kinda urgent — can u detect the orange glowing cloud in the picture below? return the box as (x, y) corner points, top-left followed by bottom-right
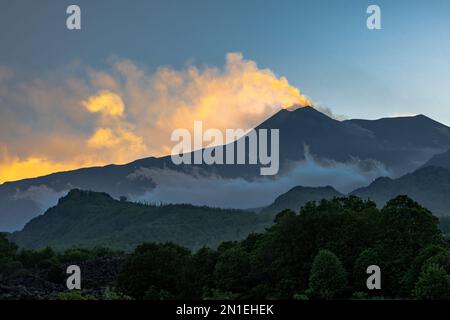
(0, 147), (98, 183)
(82, 90), (125, 117)
(0, 53), (314, 184)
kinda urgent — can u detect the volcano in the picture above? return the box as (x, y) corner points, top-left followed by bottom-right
(1, 106), (450, 231)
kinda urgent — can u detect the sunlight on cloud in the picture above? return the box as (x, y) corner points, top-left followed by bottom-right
(0, 147), (91, 183)
(82, 90), (125, 117)
(0, 53), (313, 183)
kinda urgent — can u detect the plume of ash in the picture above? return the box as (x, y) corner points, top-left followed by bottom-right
(127, 154), (390, 209)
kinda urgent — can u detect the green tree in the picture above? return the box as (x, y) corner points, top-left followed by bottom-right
(0, 233), (18, 257)
(353, 248), (382, 293)
(402, 245), (448, 296)
(0, 257), (22, 276)
(309, 249), (347, 299)
(0, 233), (21, 276)
(414, 264), (450, 300)
(117, 242), (192, 299)
(17, 247), (56, 268)
(192, 247), (218, 298)
(377, 195), (442, 296)
(214, 246), (250, 295)
(423, 250), (450, 274)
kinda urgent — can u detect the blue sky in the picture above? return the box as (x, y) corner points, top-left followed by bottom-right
(1, 0), (450, 183)
(1, 0), (449, 122)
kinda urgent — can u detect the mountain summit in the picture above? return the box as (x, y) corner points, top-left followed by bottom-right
(1, 107), (450, 231)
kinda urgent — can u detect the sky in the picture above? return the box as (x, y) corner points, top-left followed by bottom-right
(0, 0), (449, 183)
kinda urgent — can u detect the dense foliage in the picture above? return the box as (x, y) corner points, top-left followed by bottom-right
(1, 195), (450, 300)
(116, 195), (450, 300)
(10, 189), (271, 251)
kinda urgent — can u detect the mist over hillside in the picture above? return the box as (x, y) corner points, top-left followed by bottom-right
(2, 107), (450, 231)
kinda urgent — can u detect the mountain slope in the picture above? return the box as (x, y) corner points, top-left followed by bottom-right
(345, 114), (450, 170)
(346, 114), (450, 149)
(2, 107), (450, 231)
(352, 166), (450, 216)
(260, 185), (342, 216)
(422, 148), (450, 170)
(9, 189), (272, 251)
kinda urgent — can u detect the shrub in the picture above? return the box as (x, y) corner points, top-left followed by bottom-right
(57, 291), (97, 300)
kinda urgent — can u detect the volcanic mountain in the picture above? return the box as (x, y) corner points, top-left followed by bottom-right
(1, 106), (450, 231)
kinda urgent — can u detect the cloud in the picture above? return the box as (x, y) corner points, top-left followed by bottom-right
(389, 112), (419, 118)
(127, 151), (390, 209)
(82, 90), (125, 117)
(0, 53), (314, 183)
(0, 146), (86, 183)
(13, 185), (68, 212)
(0, 65), (14, 81)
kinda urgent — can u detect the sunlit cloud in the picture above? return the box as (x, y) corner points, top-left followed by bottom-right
(0, 53), (313, 184)
(83, 90), (125, 117)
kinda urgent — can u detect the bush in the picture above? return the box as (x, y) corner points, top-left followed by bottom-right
(0, 257), (23, 276)
(57, 291), (97, 300)
(17, 247), (55, 268)
(352, 291), (369, 300)
(58, 248), (94, 263)
(103, 287), (132, 300)
(293, 293), (310, 300)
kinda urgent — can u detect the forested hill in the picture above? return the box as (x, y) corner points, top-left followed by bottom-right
(261, 185), (342, 215)
(352, 166), (450, 216)
(10, 189), (272, 251)
(3, 195), (448, 300)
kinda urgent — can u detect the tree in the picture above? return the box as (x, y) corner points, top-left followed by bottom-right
(0, 233), (22, 276)
(377, 195), (442, 296)
(191, 247), (218, 298)
(353, 248), (382, 293)
(423, 250), (450, 274)
(214, 246), (250, 295)
(117, 242), (192, 299)
(0, 233), (17, 257)
(309, 250), (347, 299)
(414, 264), (450, 300)
(402, 245), (448, 296)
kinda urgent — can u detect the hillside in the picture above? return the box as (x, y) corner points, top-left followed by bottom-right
(3, 195), (447, 300)
(2, 107), (450, 231)
(260, 185), (342, 215)
(352, 166), (450, 216)
(422, 148), (450, 170)
(10, 189), (272, 251)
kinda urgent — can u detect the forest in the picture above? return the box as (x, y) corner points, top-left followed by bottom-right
(1, 195), (449, 300)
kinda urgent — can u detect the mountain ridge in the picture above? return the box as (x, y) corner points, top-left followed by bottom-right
(2, 106), (450, 231)
(351, 165), (450, 216)
(9, 189), (271, 251)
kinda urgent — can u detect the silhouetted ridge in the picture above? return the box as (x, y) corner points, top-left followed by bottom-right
(352, 166), (450, 216)
(2, 107), (450, 231)
(422, 148), (450, 170)
(261, 185), (342, 216)
(10, 190), (271, 251)
(58, 189), (114, 205)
